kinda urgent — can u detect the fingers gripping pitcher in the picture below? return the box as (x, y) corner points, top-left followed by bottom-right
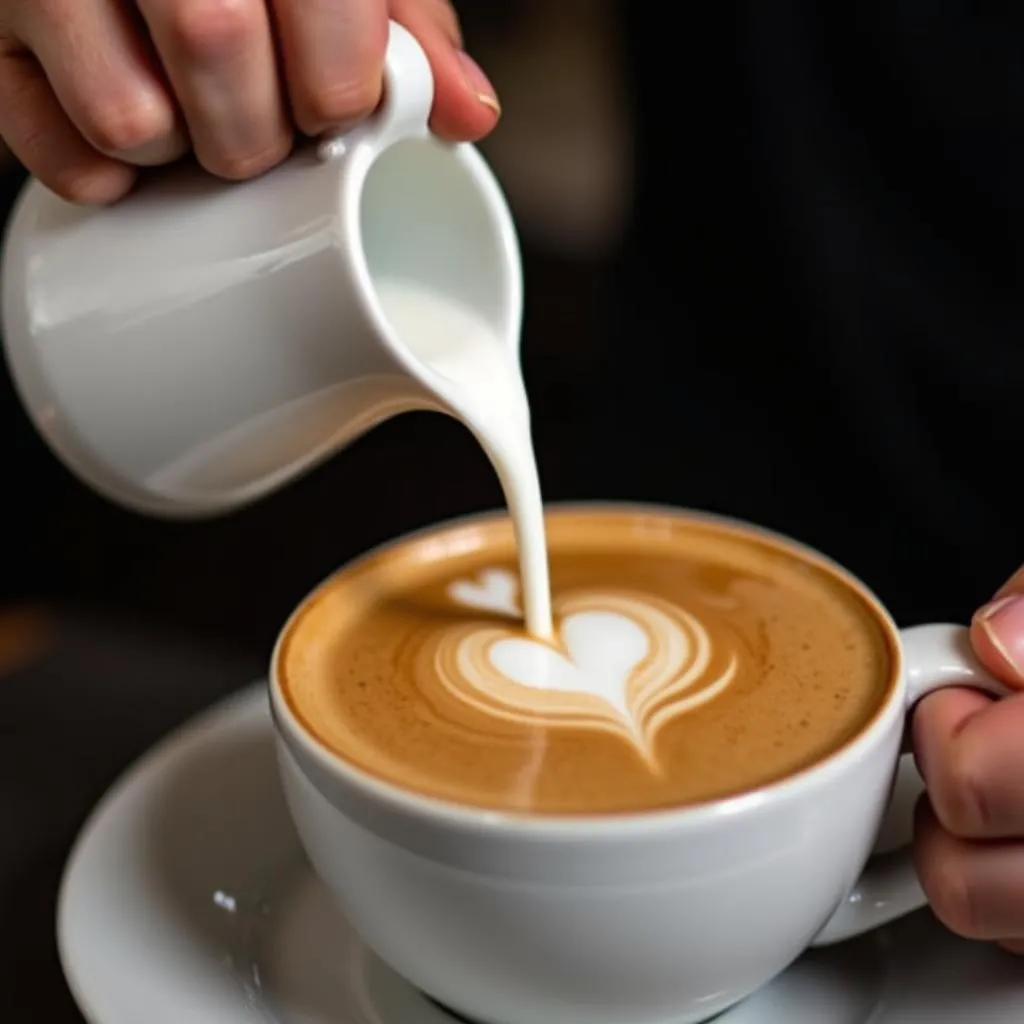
(0, 22), (523, 520)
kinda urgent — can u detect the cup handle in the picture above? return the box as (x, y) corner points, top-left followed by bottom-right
(810, 623), (1010, 947)
(318, 21), (434, 161)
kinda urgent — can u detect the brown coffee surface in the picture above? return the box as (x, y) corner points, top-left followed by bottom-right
(278, 508), (895, 814)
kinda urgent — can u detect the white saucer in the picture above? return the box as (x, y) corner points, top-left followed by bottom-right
(58, 683), (1024, 1024)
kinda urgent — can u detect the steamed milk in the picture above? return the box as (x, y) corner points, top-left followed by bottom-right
(374, 279), (553, 639)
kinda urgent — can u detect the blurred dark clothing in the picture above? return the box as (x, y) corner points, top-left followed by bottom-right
(2, 3), (1022, 644)
(601, 1), (1023, 625)
(1, 163), (39, 602)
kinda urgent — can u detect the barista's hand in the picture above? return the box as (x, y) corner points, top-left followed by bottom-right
(913, 566), (1024, 955)
(0, 0), (498, 203)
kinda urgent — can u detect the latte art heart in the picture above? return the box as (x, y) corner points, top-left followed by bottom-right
(443, 570), (738, 768)
(449, 569), (520, 617)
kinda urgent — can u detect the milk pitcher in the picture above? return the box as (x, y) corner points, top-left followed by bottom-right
(0, 22), (522, 517)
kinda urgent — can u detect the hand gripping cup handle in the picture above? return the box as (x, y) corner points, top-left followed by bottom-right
(811, 623), (1010, 946)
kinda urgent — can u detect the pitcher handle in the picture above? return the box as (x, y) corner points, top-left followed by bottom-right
(319, 20), (434, 160)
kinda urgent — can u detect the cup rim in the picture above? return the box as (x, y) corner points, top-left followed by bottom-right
(269, 502), (906, 839)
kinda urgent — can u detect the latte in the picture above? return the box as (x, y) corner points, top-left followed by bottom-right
(277, 508), (896, 815)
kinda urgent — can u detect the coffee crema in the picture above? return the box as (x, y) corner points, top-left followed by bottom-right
(277, 508), (896, 815)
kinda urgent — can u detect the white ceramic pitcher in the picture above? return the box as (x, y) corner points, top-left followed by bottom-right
(0, 22), (522, 517)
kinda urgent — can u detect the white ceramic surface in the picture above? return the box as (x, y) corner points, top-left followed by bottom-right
(58, 683), (1024, 1024)
(269, 507), (1009, 1024)
(1, 22), (521, 519)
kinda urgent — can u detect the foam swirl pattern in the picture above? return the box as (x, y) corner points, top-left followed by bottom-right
(437, 571), (737, 769)
(278, 509), (894, 814)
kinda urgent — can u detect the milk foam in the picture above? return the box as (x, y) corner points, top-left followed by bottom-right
(443, 568), (738, 768)
(374, 280), (553, 638)
(280, 509), (893, 813)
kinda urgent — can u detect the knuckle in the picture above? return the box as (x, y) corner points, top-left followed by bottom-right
(200, 137), (291, 181)
(80, 93), (175, 155)
(166, 0), (259, 61)
(933, 745), (993, 838)
(919, 851), (985, 939)
(297, 77), (381, 133)
(424, 0), (463, 46)
(393, 0), (462, 45)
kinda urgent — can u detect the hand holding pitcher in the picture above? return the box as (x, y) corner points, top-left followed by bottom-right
(0, 0), (500, 203)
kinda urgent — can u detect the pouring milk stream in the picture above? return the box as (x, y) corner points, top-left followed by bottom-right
(0, 21), (553, 639)
(374, 280), (552, 637)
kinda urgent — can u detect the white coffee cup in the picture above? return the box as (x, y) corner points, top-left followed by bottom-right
(268, 507), (1008, 1024)
(1, 22), (521, 519)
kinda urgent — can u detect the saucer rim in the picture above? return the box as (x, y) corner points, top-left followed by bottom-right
(53, 678), (1024, 1024)
(56, 681), (268, 1024)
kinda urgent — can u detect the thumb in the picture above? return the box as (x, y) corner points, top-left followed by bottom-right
(970, 568), (1024, 690)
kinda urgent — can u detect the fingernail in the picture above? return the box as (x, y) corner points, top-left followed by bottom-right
(458, 52), (501, 117)
(974, 594), (1024, 679)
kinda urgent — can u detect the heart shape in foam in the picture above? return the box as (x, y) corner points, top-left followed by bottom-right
(488, 611), (649, 726)
(448, 569), (520, 618)
(441, 568), (739, 769)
